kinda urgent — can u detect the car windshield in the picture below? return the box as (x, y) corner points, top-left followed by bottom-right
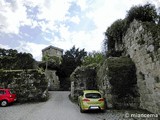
(0, 90), (5, 94)
(85, 93), (101, 99)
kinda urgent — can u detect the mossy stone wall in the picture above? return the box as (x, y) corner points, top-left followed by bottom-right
(97, 57), (139, 108)
(0, 69), (48, 102)
(70, 64), (98, 100)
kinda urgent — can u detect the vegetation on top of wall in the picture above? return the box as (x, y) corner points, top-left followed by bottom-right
(103, 3), (159, 54)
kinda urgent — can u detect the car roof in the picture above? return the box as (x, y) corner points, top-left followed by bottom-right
(83, 90), (100, 94)
(0, 88), (10, 90)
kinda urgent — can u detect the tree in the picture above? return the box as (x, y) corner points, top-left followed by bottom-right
(0, 48), (18, 57)
(0, 48), (35, 70)
(60, 46), (87, 77)
(16, 52), (35, 70)
(126, 3), (158, 24)
(82, 51), (105, 66)
(103, 19), (127, 53)
(57, 46), (87, 90)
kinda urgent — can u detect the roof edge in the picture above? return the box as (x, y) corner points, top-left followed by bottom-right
(42, 45), (63, 52)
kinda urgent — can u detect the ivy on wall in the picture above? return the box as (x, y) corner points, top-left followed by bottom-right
(102, 57), (140, 108)
(107, 57), (137, 98)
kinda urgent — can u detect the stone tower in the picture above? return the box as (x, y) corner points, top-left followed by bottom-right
(42, 45), (63, 91)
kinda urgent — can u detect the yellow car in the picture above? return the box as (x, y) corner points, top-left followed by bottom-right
(78, 90), (106, 113)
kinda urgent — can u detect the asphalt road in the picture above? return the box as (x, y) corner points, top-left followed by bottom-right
(0, 91), (158, 120)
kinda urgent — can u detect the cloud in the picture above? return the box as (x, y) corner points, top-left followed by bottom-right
(0, 0), (73, 35)
(50, 26), (103, 53)
(76, 0), (88, 11)
(0, 44), (10, 49)
(0, 0), (31, 34)
(16, 41), (47, 61)
(0, 0), (159, 61)
(70, 15), (80, 24)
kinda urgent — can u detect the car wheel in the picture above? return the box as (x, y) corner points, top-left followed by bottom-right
(77, 101), (79, 106)
(80, 106), (84, 113)
(101, 109), (106, 113)
(1, 100), (8, 107)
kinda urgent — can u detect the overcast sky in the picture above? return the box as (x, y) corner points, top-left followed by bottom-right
(0, 0), (159, 61)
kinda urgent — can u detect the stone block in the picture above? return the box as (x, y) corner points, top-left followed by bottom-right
(158, 48), (160, 54)
(147, 89), (153, 94)
(156, 61), (160, 67)
(147, 44), (154, 52)
(155, 103), (160, 110)
(154, 92), (160, 101)
(157, 111), (160, 116)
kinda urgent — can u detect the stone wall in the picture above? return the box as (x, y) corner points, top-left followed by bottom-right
(122, 20), (160, 114)
(45, 70), (60, 91)
(0, 69), (49, 102)
(70, 64), (97, 100)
